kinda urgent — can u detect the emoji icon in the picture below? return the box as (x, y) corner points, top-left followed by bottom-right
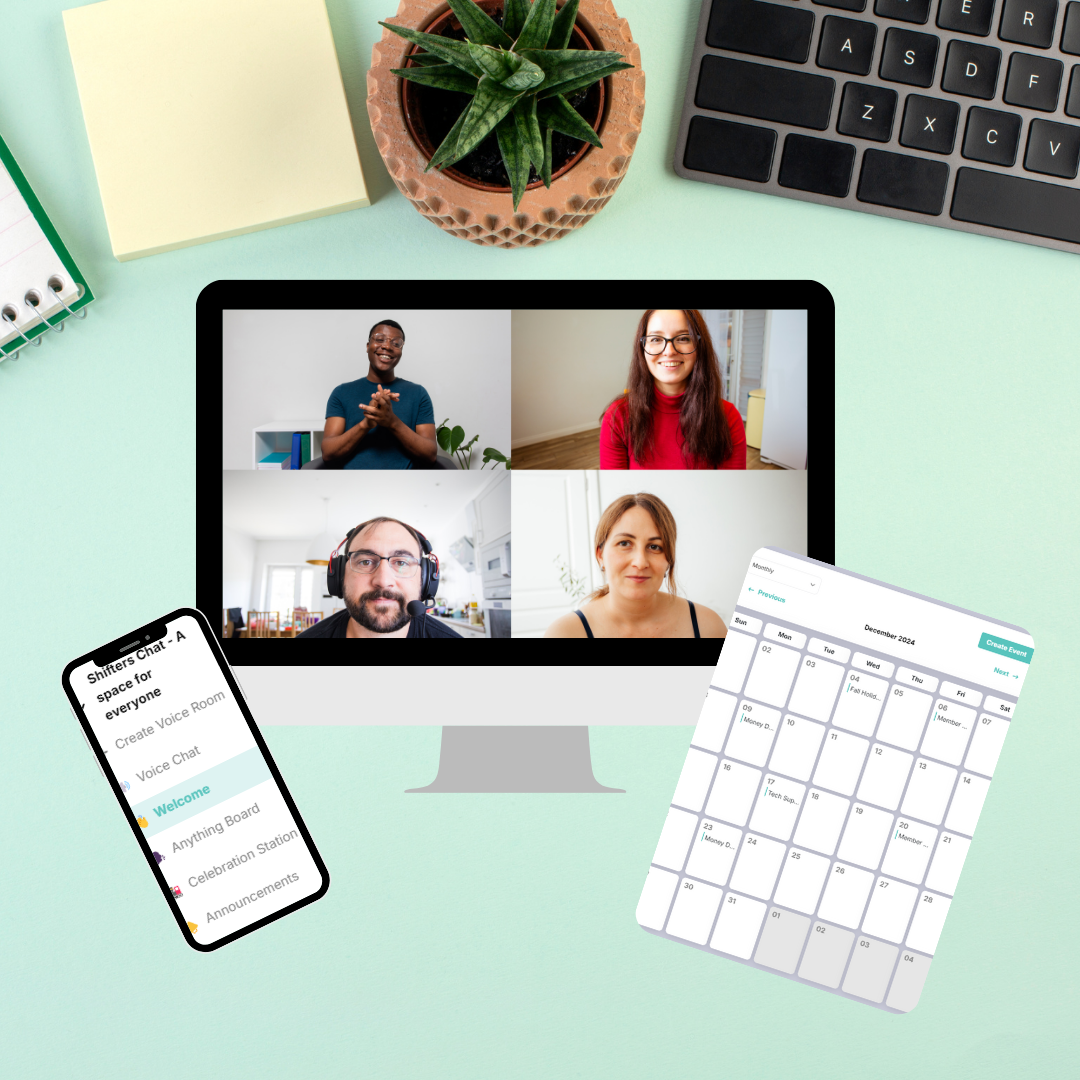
(137, 816), (148, 828)
(153, 851), (164, 863)
(172, 885), (183, 898)
(187, 921), (198, 934)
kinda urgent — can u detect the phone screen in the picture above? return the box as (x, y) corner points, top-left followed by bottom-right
(63, 608), (328, 949)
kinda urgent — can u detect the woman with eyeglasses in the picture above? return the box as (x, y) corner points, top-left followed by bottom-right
(599, 309), (746, 470)
(544, 493), (727, 639)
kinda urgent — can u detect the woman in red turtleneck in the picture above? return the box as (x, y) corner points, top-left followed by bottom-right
(599, 309), (746, 470)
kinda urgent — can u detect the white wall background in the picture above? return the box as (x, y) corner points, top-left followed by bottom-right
(511, 470), (807, 636)
(511, 309), (642, 447)
(222, 309), (511, 469)
(222, 527), (255, 611)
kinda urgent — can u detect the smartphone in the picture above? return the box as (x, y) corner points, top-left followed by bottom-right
(62, 607), (329, 950)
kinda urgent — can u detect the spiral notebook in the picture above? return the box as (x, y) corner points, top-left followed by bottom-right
(0, 133), (93, 363)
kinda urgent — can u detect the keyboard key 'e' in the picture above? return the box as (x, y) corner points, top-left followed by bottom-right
(778, 134), (857, 197)
(817, 15), (878, 75)
(837, 81), (899, 140)
(696, 56), (836, 130)
(706, 0), (816, 63)
(879, 27), (940, 86)
(937, 0), (996, 34)
(962, 107), (1023, 165)
(950, 166), (1080, 242)
(710, 892), (767, 958)
(857, 149), (950, 214)
(1024, 118), (1080, 177)
(998, 0), (1060, 47)
(941, 39), (1002, 97)
(684, 116), (777, 183)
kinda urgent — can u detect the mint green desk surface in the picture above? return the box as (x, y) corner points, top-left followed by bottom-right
(0, 1), (1076, 1076)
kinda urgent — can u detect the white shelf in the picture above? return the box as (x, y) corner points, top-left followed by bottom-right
(253, 420), (324, 469)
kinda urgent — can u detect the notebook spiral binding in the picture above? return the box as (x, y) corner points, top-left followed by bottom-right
(0, 279), (90, 362)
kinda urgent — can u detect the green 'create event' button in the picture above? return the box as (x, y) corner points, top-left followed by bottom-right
(978, 633), (1034, 664)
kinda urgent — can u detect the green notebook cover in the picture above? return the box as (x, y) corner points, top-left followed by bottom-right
(301, 432), (311, 466)
(0, 131), (94, 360)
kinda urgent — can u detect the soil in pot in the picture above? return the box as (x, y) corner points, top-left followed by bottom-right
(406, 7), (603, 191)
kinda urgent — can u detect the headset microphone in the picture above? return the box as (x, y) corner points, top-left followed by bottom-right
(406, 601), (428, 618)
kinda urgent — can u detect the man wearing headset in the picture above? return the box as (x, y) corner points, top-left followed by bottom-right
(297, 517), (461, 638)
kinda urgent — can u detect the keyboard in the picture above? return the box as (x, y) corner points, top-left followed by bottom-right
(674, 0), (1080, 252)
(637, 549), (1034, 1012)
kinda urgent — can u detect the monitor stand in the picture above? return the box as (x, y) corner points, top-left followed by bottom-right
(407, 726), (623, 793)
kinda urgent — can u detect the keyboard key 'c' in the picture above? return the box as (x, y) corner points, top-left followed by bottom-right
(857, 149), (950, 214)
(951, 167), (1080, 243)
(706, 0), (817, 63)
(696, 55), (836, 130)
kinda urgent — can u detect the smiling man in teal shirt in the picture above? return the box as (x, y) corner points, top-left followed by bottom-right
(321, 319), (437, 469)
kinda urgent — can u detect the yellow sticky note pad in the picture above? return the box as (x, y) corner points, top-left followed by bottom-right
(64, 0), (369, 260)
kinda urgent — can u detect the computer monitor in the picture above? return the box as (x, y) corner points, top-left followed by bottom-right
(198, 282), (833, 790)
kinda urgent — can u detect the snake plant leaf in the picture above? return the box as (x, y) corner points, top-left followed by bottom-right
(467, 42), (516, 80)
(425, 107), (471, 170)
(407, 51), (450, 67)
(548, 0), (580, 49)
(445, 0), (513, 48)
(501, 55), (545, 91)
(513, 97), (545, 173)
(541, 125), (554, 187)
(379, 22), (484, 78)
(502, 0), (530, 38)
(514, 0), (557, 50)
(392, 64), (479, 94)
(455, 76), (523, 159)
(521, 48), (628, 93)
(537, 94), (602, 146)
(496, 112), (532, 210)
(539, 59), (633, 100)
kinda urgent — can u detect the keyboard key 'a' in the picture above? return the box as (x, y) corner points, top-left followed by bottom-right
(857, 149), (950, 214)
(817, 15), (878, 74)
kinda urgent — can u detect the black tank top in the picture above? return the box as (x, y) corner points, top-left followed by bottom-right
(573, 601), (701, 638)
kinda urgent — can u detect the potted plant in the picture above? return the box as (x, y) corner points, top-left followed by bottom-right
(368, 0), (645, 247)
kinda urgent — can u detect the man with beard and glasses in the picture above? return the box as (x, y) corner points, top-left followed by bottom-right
(321, 319), (438, 469)
(296, 517), (461, 638)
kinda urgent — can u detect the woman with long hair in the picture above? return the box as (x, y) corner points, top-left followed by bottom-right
(544, 493), (726, 638)
(600, 309), (746, 469)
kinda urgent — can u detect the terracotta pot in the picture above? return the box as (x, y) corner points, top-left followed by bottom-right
(368, 0), (645, 248)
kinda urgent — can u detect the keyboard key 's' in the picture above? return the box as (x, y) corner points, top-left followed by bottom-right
(861, 876), (919, 943)
(799, 922), (856, 987)
(837, 81), (899, 140)
(874, 0), (932, 23)
(684, 116), (777, 182)
(879, 27), (940, 86)
(962, 106), (1023, 164)
(817, 15), (878, 74)
(1067, 65), (1080, 115)
(710, 891), (767, 957)
(886, 951), (933, 1012)
(1064, 2), (1080, 53)
(951, 166), (1080, 242)
(754, 907), (812, 973)
(857, 149), (950, 214)
(696, 55), (836, 130)
(1024, 117), (1080, 176)
(842, 936), (900, 1002)
(899, 92), (960, 152)
(778, 134), (857, 196)
(706, 0), (816, 63)
(941, 39), (1002, 97)
(998, 0), (1059, 47)
(1003, 51), (1064, 109)
(937, 0), (996, 35)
